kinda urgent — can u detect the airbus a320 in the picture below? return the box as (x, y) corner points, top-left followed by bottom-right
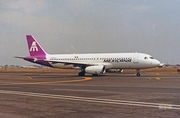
(16, 35), (161, 76)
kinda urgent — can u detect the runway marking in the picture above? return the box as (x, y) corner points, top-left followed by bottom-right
(155, 73), (161, 80)
(54, 88), (105, 92)
(159, 102), (173, 110)
(148, 77), (161, 80)
(0, 77), (92, 86)
(27, 76), (32, 80)
(156, 77), (161, 80)
(156, 73), (160, 75)
(147, 72), (162, 80)
(15, 76), (33, 80)
(0, 90), (179, 110)
(0, 75), (32, 80)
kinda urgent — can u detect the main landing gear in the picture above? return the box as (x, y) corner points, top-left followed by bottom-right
(78, 67), (86, 76)
(78, 71), (85, 76)
(136, 69), (141, 76)
(78, 69), (99, 76)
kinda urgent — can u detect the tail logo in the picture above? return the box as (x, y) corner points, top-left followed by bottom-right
(30, 41), (38, 52)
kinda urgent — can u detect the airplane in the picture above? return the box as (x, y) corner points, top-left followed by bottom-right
(15, 35), (161, 76)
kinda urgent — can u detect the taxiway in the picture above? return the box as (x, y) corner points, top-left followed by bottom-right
(0, 72), (179, 118)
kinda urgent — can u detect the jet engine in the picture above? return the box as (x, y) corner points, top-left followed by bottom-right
(85, 66), (106, 74)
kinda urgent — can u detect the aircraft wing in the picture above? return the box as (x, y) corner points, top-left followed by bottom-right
(47, 60), (95, 66)
(15, 56), (92, 66)
(47, 60), (112, 69)
(15, 57), (110, 67)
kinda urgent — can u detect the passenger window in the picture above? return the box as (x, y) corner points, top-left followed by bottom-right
(144, 57), (147, 59)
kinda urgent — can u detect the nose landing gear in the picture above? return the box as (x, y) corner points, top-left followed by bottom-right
(136, 69), (141, 76)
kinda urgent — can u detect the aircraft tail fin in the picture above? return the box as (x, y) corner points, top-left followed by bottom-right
(26, 35), (47, 56)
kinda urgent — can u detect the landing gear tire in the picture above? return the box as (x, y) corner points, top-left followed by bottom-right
(78, 72), (85, 76)
(136, 73), (141, 76)
(136, 69), (141, 76)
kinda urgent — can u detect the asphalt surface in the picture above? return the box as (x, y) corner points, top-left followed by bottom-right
(0, 72), (180, 118)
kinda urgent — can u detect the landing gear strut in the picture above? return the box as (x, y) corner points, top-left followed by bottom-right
(78, 71), (85, 76)
(136, 69), (141, 76)
(78, 67), (86, 76)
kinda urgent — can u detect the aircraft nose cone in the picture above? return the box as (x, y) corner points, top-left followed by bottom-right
(153, 60), (161, 66)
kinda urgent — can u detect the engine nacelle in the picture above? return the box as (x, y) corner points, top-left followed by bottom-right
(85, 66), (106, 74)
(106, 69), (123, 73)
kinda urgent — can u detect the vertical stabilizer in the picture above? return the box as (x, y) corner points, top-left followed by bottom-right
(26, 35), (46, 56)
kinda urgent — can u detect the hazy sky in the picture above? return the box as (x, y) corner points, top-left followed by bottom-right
(0, 0), (180, 65)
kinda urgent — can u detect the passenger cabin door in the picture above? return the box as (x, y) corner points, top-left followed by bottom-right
(133, 54), (139, 63)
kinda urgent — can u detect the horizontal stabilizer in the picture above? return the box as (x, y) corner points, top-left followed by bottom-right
(15, 56), (44, 62)
(48, 60), (92, 66)
(14, 56), (25, 59)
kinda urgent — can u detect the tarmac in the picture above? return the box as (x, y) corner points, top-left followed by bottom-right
(0, 70), (180, 118)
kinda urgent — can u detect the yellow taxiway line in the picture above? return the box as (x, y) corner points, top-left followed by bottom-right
(0, 75), (32, 80)
(0, 77), (92, 86)
(147, 73), (161, 80)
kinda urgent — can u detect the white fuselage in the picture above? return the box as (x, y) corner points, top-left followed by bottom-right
(46, 53), (160, 69)
(18, 35), (161, 76)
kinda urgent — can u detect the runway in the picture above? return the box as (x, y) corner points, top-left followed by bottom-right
(0, 72), (180, 118)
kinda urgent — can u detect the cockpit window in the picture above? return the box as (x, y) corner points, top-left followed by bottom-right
(149, 57), (154, 59)
(144, 56), (154, 59)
